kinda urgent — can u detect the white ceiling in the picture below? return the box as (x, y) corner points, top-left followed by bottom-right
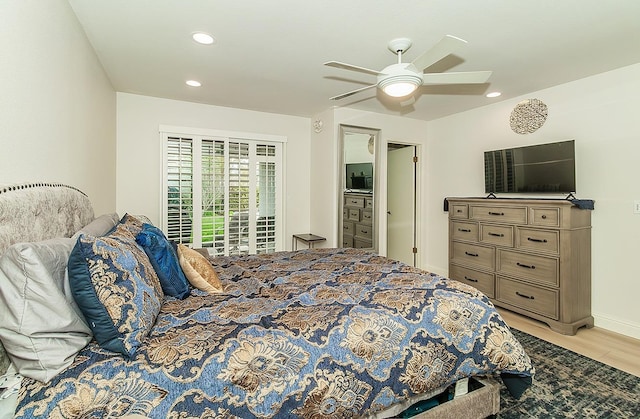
(68, 0), (640, 121)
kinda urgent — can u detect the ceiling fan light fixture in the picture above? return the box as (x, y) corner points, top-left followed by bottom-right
(379, 74), (422, 98)
(383, 81), (418, 97)
(326, 35), (491, 102)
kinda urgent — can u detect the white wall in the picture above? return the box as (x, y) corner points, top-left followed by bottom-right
(0, 0), (116, 215)
(426, 63), (640, 339)
(309, 108), (337, 246)
(344, 133), (374, 164)
(116, 93), (311, 248)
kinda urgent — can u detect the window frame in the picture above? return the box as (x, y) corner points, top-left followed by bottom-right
(160, 125), (286, 255)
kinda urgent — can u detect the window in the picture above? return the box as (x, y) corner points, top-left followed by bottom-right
(161, 127), (285, 256)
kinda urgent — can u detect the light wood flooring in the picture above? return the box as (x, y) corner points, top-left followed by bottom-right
(498, 308), (640, 378)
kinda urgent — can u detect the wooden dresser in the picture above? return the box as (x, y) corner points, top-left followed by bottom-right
(447, 198), (593, 335)
(343, 191), (374, 248)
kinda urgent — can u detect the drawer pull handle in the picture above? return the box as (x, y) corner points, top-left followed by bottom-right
(456, 209), (463, 213)
(516, 262), (536, 269)
(458, 228), (471, 232)
(488, 232), (504, 237)
(541, 215), (547, 219)
(527, 237), (548, 243)
(464, 251), (479, 257)
(464, 276), (478, 283)
(516, 291), (535, 300)
(488, 211), (504, 216)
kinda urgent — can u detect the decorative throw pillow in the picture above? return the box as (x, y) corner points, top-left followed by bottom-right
(68, 233), (163, 357)
(117, 213), (153, 237)
(0, 238), (92, 382)
(136, 223), (190, 299)
(176, 244), (224, 293)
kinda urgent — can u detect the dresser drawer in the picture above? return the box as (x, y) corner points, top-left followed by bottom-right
(497, 249), (558, 287)
(450, 203), (469, 219)
(348, 208), (360, 222)
(497, 276), (558, 319)
(365, 197), (373, 209)
(451, 242), (495, 271)
(345, 196), (365, 208)
(343, 221), (354, 235)
(449, 264), (495, 298)
(342, 235), (353, 248)
(480, 224), (514, 247)
(516, 228), (559, 254)
(343, 208), (349, 219)
(361, 209), (373, 224)
(355, 224), (372, 239)
(529, 207), (560, 227)
(354, 237), (372, 249)
(470, 205), (527, 224)
(451, 221), (478, 242)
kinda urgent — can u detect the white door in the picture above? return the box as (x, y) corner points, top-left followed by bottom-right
(387, 145), (416, 265)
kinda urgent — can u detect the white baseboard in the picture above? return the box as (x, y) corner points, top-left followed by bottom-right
(593, 312), (640, 340)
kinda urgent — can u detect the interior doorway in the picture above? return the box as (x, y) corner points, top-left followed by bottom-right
(386, 143), (417, 266)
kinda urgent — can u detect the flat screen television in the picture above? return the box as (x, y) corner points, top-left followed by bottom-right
(345, 162), (373, 191)
(484, 140), (576, 194)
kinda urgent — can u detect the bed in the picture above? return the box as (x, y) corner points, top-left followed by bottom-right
(0, 183), (533, 418)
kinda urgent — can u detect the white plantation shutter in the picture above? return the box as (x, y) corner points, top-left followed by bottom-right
(166, 137), (193, 243)
(256, 144), (278, 253)
(161, 128), (285, 255)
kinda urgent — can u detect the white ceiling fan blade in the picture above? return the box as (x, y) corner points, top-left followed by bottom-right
(422, 71), (492, 85)
(411, 35), (468, 72)
(329, 84), (377, 100)
(324, 61), (382, 76)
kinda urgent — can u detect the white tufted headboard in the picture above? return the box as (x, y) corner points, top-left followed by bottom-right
(0, 183), (94, 375)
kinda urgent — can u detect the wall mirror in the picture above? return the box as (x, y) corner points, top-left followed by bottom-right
(339, 125), (379, 251)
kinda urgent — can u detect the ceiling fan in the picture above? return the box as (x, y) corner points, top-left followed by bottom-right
(324, 35), (492, 102)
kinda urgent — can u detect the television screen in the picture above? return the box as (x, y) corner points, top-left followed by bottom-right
(346, 163), (373, 191)
(484, 140), (575, 194)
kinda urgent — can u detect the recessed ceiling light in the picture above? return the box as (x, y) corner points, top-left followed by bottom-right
(192, 32), (215, 45)
(186, 80), (202, 87)
(486, 91), (502, 98)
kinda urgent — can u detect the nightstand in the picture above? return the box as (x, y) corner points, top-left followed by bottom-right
(292, 234), (326, 250)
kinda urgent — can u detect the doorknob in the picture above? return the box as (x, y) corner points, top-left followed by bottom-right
(387, 211), (392, 215)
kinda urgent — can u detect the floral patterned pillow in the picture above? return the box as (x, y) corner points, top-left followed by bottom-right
(118, 213), (153, 236)
(68, 231), (164, 357)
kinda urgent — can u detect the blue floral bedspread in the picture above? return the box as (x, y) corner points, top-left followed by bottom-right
(15, 248), (533, 418)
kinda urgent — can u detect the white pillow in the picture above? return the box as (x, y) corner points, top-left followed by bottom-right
(73, 212), (120, 238)
(0, 238), (92, 382)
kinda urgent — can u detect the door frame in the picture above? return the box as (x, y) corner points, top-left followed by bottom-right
(381, 140), (422, 267)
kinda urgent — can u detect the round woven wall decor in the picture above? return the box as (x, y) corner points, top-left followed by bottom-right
(510, 99), (548, 134)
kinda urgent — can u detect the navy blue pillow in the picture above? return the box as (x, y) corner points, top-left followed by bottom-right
(135, 223), (190, 299)
(68, 231), (163, 357)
